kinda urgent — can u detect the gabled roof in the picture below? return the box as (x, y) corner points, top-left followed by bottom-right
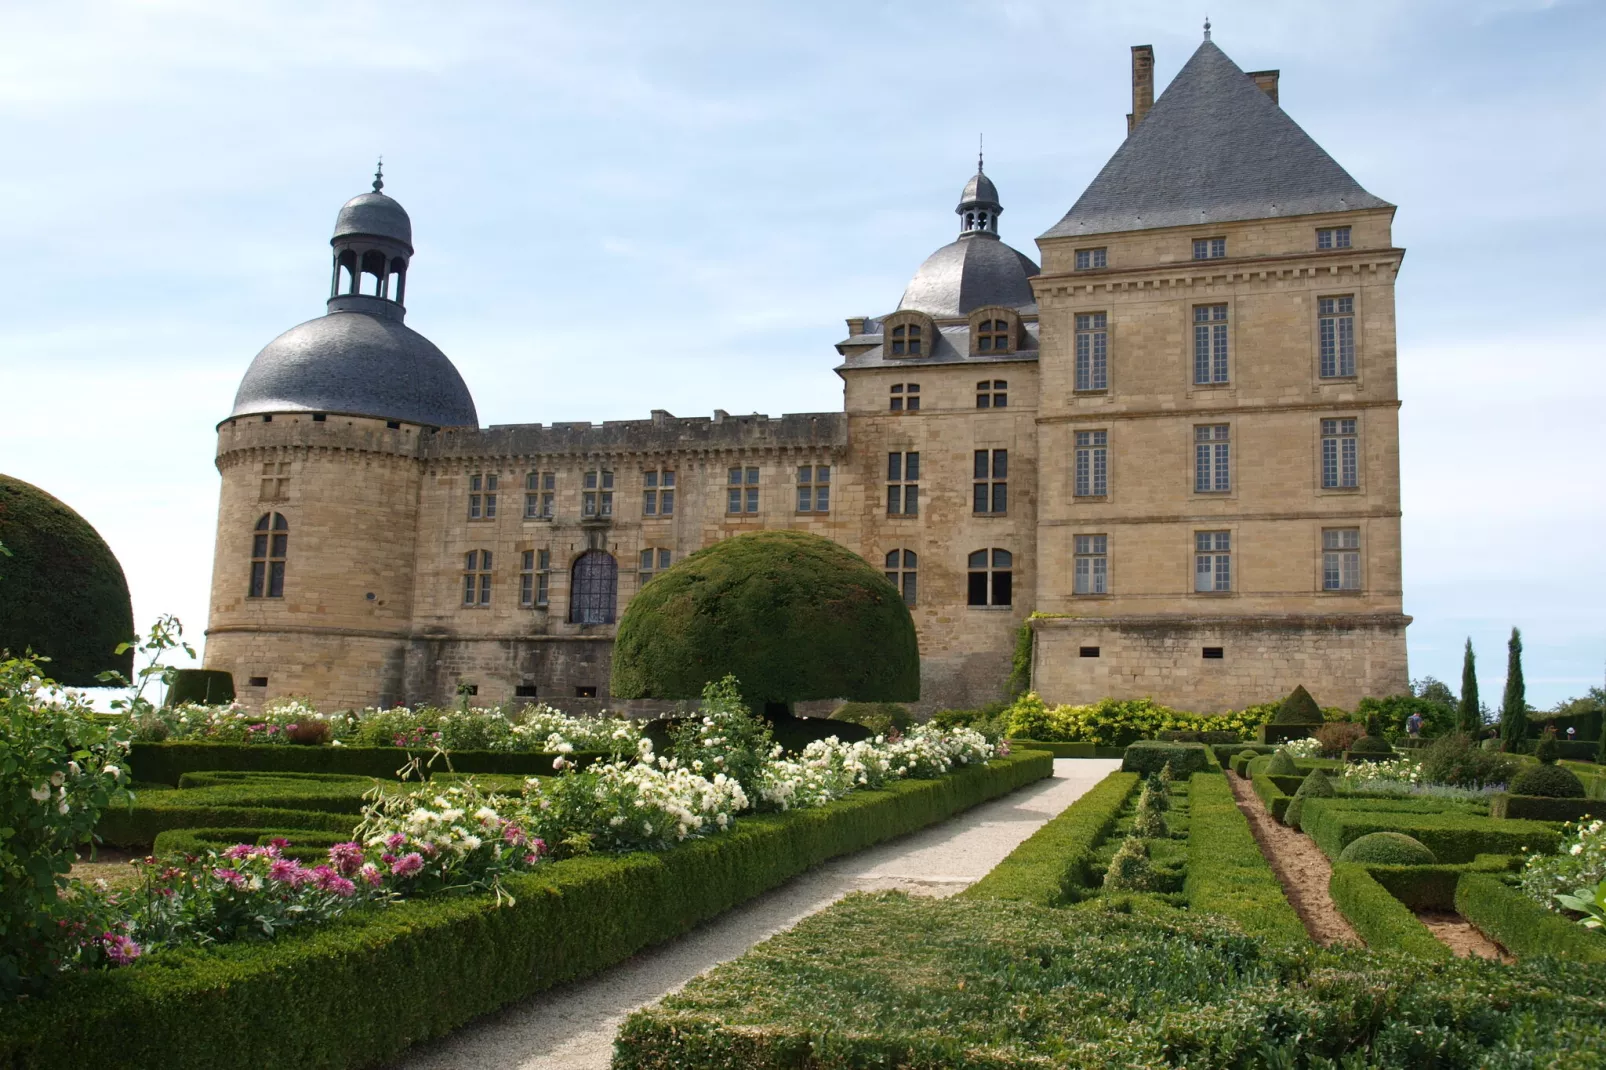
(1041, 40), (1391, 239)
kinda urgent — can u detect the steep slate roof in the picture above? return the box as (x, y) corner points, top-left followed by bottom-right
(1042, 40), (1390, 239)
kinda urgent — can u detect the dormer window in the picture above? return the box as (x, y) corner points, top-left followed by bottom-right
(976, 320), (1011, 353)
(968, 307), (1019, 356)
(890, 324), (922, 356)
(882, 312), (935, 359)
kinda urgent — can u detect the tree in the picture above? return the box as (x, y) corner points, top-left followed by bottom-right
(1457, 638), (1480, 735)
(610, 530), (919, 708)
(1499, 627), (1527, 749)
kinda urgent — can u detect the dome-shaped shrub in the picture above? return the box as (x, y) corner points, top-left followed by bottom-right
(1284, 769), (1335, 829)
(611, 530), (919, 707)
(1272, 684), (1324, 725)
(1339, 832), (1437, 866)
(1265, 749), (1299, 776)
(1509, 763), (1586, 799)
(0, 474), (133, 686)
(1348, 735), (1394, 757)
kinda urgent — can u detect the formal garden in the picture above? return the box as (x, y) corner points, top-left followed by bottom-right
(2, 523), (1605, 1066)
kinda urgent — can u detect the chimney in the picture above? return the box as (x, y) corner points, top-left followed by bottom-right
(1246, 69), (1280, 105)
(1127, 45), (1154, 135)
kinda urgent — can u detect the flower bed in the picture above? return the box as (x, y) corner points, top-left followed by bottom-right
(0, 751), (1050, 1069)
(1004, 692), (1279, 747)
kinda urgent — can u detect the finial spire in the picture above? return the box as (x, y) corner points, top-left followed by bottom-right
(978, 133), (984, 174)
(1203, 16), (1211, 40)
(372, 157), (384, 193)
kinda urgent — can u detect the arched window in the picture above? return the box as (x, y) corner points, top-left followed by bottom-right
(884, 549), (917, 607)
(890, 324), (922, 356)
(569, 551), (618, 624)
(249, 513), (288, 598)
(976, 320), (1011, 353)
(639, 547), (671, 584)
(967, 548), (1012, 607)
(462, 550), (492, 606)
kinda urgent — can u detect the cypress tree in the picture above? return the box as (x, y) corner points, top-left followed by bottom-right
(1457, 638), (1480, 735)
(1499, 627), (1527, 749)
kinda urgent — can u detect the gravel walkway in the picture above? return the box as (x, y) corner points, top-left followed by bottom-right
(390, 758), (1121, 1070)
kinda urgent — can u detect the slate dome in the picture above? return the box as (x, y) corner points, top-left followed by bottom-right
(333, 191), (413, 248)
(897, 236), (1040, 318)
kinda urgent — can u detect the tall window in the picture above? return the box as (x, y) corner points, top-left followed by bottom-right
(643, 470), (675, 516)
(1073, 535), (1108, 595)
(569, 551), (618, 624)
(520, 549), (551, 607)
(967, 548), (1013, 607)
(797, 465), (830, 512)
(462, 550), (493, 606)
(582, 471), (613, 518)
(1075, 248), (1107, 270)
(975, 380), (1007, 408)
(639, 547), (671, 583)
(1193, 237), (1226, 260)
(1321, 418), (1359, 489)
(1194, 532), (1231, 593)
(889, 383), (920, 412)
(1074, 430), (1108, 497)
(1193, 304), (1229, 384)
(259, 461), (291, 502)
(973, 449), (1007, 514)
(1318, 296), (1356, 378)
(1075, 312), (1108, 391)
(727, 466), (760, 514)
(884, 550), (917, 607)
(1316, 226), (1351, 250)
(524, 472), (555, 519)
(468, 474), (498, 520)
(1195, 424), (1230, 493)
(1322, 529), (1362, 591)
(890, 323), (922, 356)
(975, 319), (1011, 353)
(886, 452), (919, 516)
(248, 513), (287, 598)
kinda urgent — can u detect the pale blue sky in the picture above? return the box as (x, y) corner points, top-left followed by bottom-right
(1, 1), (1601, 707)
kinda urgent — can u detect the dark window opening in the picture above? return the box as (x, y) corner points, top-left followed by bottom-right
(262, 414), (272, 422)
(575, 686), (598, 698)
(460, 684), (480, 696)
(312, 413), (327, 422)
(1079, 647), (1100, 658)
(247, 676), (268, 687)
(569, 551), (619, 624)
(1202, 647), (1225, 660)
(967, 548), (1013, 607)
(386, 420), (401, 429)
(514, 685), (538, 698)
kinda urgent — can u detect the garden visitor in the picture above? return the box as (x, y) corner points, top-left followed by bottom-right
(1406, 709), (1423, 738)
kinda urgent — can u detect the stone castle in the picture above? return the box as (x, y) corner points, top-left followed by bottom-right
(205, 35), (1410, 714)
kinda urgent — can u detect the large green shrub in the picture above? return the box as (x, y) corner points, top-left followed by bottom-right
(1419, 733), (1518, 788)
(1101, 835), (1154, 893)
(1120, 741), (1212, 778)
(0, 475), (133, 686)
(1500, 627), (1528, 749)
(1272, 684), (1323, 725)
(163, 670), (235, 708)
(610, 531), (918, 707)
(1510, 763), (1586, 799)
(1339, 832), (1437, 866)
(1357, 693), (1455, 741)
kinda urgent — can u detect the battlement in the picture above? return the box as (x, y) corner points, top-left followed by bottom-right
(423, 410), (847, 459)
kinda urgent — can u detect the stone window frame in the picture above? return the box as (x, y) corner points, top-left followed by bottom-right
(1180, 296), (1237, 397)
(248, 512), (288, 599)
(1190, 528), (1236, 596)
(468, 473), (498, 521)
(1311, 289), (1365, 387)
(727, 465), (760, 515)
(1073, 533), (1109, 596)
(462, 549), (493, 607)
(638, 546), (672, 584)
(1074, 311), (1109, 393)
(524, 471), (556, 520)
(1316, 415), (1363, 494)
(882, 311), (935, 358)
(1073, 428), (1108, 499)
(643, 469), (676, 517)
(968, 306), (1019, 356)
(885, 451), (920, 517)
(568, 550), (619, 625)
(975, 379), (1007, 409)
(1316, 226), (1352, 250)
(519, 548), (551, 608)
(582, 470), (614, 518)
(889, 383), (921, 412)
(1074, 247), (1108, 270)
(884, 549), (918, 607)
(796, 464), (831, 513)
(259, 461), (291, 502)
(966, 547), (1013, 608)
(1320, 526), (1364, 593)
(1192, 236), (1227, 260)
(1192, 422), (1233, 497)
(972, 448), (1008, 516)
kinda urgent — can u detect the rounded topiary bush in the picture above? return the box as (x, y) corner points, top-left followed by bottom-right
(611, 531), (919, 707)
(1348, 735), (1394, 757)
(166, 668), (236, 707)
(1265, 749), (1299, 776)
(1339, 832), (1437, 866)
(1284, 769), (1335, 829)
(1509, 763), (1586, 799)
(0, 474), (133, 686)
(1272, 684), (1324, 725)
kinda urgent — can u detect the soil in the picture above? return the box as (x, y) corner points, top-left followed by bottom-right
(1415, 910), (1513, 962)
(70, 844), (145, 890)
(1226, 773), (1362, 947)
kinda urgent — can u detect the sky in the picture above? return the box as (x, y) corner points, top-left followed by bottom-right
(0, 0), (1601, 709)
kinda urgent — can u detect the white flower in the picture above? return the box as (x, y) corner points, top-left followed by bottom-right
(30, 785), (49, 802)
(102, 764), (121, 779)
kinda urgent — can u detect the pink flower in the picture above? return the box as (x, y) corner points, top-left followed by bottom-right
(102, 933), (142, 965)
(311, 866), (357, 897)
(329, 842), (364, 877)
(223, 844), (254, 860)
(384, 833), (407, 851)
(268, 858), (311, 886)
(390, 852), (424, 878)
(502, 823), (526, 846)
(358, 862), (383, 887)
(213, 868), (247, 888)
(268, 837), (292, 849)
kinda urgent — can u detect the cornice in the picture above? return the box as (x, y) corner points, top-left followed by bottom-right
(1036, 398), (1401, 426)
(1036, 508), (1402, 527)
(1033, 249), (1405, 298)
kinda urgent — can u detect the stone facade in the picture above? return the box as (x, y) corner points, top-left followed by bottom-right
(205, 37), (1409, 715)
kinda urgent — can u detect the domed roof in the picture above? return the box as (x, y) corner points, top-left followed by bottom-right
(960, 170), (999, 207)
(333, 191), (412, 248)
(897, 235), (1040, 318)
(0, 474), (134, 687)
(230, 311), (478, 428)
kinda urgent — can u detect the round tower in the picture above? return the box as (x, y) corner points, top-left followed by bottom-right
(205, 168), (478, 709)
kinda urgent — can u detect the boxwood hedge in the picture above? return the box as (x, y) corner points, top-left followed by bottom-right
(128, 741), (601, 786)
(1185, 774), (1308, 945)
(1455, 872), (1606, 964)
(1300, 798), (1560, 863)
(960, 772), (1138, 904)
(1328, 863), (1451, 960)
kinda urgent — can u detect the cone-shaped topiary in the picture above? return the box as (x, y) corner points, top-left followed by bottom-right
(1143, 775), (1169, 810)
(1266, 749), (1299, 776)
(1272, 684), (1324, 725)
(1102, 835), (1154, 892)
(610, 530), (919, 707)
(1534, 730), (1559, 765)
(1509, 763), (1585, 799)
(0, 474), (133, 686)
(1284, 769), (1335, 829)
(1158, 760), (1175, 788)
(1339, 832), (1437, 866)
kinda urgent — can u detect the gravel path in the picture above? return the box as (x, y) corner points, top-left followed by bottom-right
(390, 758), (1121, 1070)
(1227, 772), (1362, 947)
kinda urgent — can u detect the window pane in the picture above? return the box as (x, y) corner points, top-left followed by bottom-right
(797, 466), (812, 483)
(267, 561), (285, 598)
(967, 571), (988, 606)
(993, 570), (1012, 606)
(249, 561), (265, 598)
(658, 550), (671, 569)
(745, 488), (758, 512)
(661, 490), (674, 514)
(887, 486), (901, 514)
(968, 549), (987, 568)
(973, 483), (988, 514)
(993, 549), (1011, 568)
(746, 467), (760, 485)
(641, 549), (654, 570)
(886, 550), (900, 568)
(903, 485), (917, 514)
(644, 491), (657, 516)
(798, 487), (811, 512)
(728, 488), (741, 513)
(905, 453), (920, 480)
(253, 533), (268, 557)
(816, 465), (830, 483)
(888, 453), (902, 481)
(543, 473), (555, 490)
(661, 472), (674, 487)
(992, 483), (1007, 513)
(584, 472), (597, 489)
(995, 394), (1007, 408)
(728, 467), (741, 485)
(903, 573), (917, 607)
(1195, 555), (1213, 592)
(815, 487), (828, 511)
(974, 450), (988, 479)
(976, 394), (990, 408)
(993, 450), (1007, 478)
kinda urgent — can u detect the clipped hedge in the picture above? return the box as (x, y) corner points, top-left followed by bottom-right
(1328, 863), (1450, 959)
(1120, 741), (1214, 778)
(128, 742), (602, 786)
(1251, 770), (1295, 823)
(151, 827), (351, 863)
(1300, 798), (1560, 864)
(97, 803), (358, 848)
(1455, 872), (1606, 964)
(1004, 740), (1126, 759)
(1184, 773), (1307, 945)
(0, 752), (1051, 1069)
(1363, 856), (1516, 912)
(961, 772), (1139, 904)
(1490, 793), (1599, 822)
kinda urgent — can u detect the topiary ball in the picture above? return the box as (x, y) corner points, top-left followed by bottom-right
(1272, 684), (1324, 725)
(1348, 735), (1394, 756)
(1509, 763), (1586, 799)
(1265, 749), (1299, 776)
(1339, 832), (1437, 866)
(1283, 769), (1335, 829)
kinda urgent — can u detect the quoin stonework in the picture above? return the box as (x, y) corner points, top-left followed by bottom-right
(206, 35), (1410, 715)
